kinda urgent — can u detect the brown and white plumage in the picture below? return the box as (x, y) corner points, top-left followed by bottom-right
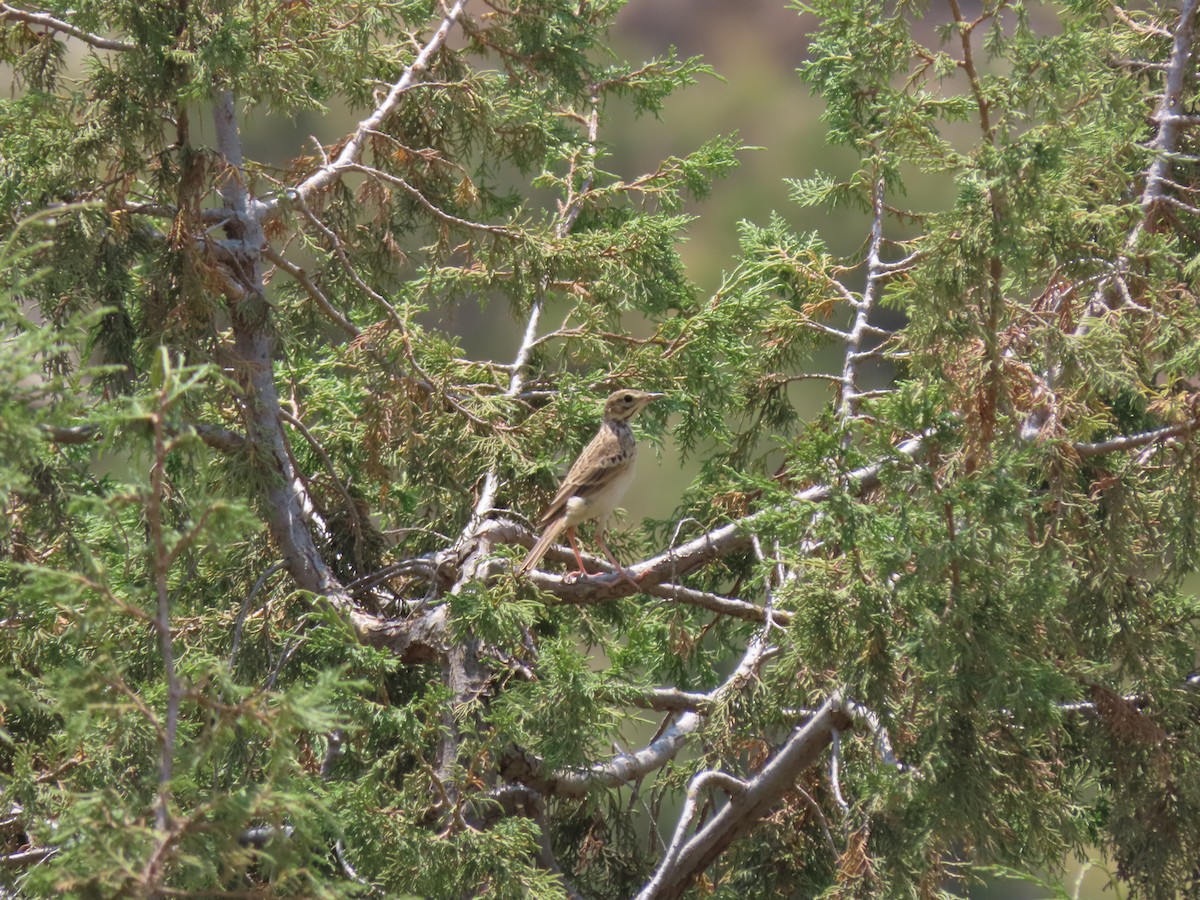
(516, 390), (662, 580)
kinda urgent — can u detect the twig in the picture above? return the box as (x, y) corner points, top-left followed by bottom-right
(262, 246), (360, 338)
(461, 89), (600, 532)
(1135, 0), (1199, 232)
(536, 567), (790, 625)
(343, 558), (440, 593)
(617, 687), (715, 713)
(948, 0), (996, 142)
(345, 163), (518, 236)
(532, 605), (779, 798)
(843, 699), (906, 772)
(41, 422), (246, 453)
(795, 785), (838, 854)
(293, 200), (405, 327)
(228, 562), (285, 673)
(0, 846), (58, 867)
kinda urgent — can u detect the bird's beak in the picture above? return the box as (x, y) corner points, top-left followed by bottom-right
(647, 392), (665, 401)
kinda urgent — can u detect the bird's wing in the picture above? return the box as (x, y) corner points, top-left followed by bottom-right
(537, 427), (629, 527)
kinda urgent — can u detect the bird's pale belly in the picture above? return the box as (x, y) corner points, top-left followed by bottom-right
(563, 457), (637, 526)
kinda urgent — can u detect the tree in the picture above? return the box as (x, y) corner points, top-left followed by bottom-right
(1, 0), (1199, 895)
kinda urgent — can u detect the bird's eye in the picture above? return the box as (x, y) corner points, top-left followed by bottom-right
(623, 394), (633, 403)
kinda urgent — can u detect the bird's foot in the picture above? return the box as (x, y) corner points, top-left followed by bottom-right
(609, 566), (646, 592)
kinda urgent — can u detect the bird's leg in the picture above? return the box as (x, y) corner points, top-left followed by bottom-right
(594, 528), (644, 591)
(562, 526), (593, 584)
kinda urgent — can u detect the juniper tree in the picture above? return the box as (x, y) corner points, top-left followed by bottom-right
(2, 0), (1200, 897)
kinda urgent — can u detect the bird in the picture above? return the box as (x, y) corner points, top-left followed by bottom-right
(516, 389), (663, 583)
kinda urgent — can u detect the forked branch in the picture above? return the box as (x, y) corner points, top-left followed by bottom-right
(635, 694), (855, 900)
(274, 0), (470, 217)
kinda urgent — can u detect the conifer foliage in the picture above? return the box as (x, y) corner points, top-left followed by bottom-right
(2, 0), (1200, 896)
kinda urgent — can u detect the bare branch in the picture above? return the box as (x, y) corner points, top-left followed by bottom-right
(346, 163), (519, 236)
(843, 699), (906, 772)
(343, 604), (450, 663)
(556, 90), (602, 237)
(804, 321), (852, 341)
(41, 422), (246, 453)
(193, 424), (247, 454)
(829, 727), (849, 814)
(212, 89), (344, 601)
(1072, 417), (1200, 457)
(499, 618), (779, 803)
(147, 392), (181, 834)
(1110, 2), (1172, 38)
(634, 694), (855, 900)
(228, 562), (285, 672)
(262, 246), (360, 338)
(621, 431), (930, 586)
(553, 617), (778, 800)
(0, 846), (58, 867)
(0, 2), (135, 51)
(520, 551), (790, 624)
(617, 687), (715, 713)
(276, 0), (470, 215)
(280, 408), (369, 574)
(795, 785), (839, 855)
(293, 199), (405, 326)
(1060, 0), (1200, 354)
(839, 171), (887, 422)
(538, 711), (703, 798)
(1136, 0), (1199, 229)
(463, 90), (600, 531)
(651, 770), (747, 895)
(40, 423), (101, 444)
(763, 372), (846, 386)
(948, 0), (996, 142)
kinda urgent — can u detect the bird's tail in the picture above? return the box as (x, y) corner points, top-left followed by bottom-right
(516, 517), (567, 576)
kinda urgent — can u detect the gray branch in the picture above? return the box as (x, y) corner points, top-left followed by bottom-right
(839, 171), (887, 422)
(1136, 0), (1199, 230)
(635, 694), (854, 900)
(0, 846), (57, 867)
(212, 89), (344, 601)
(41, 422), (246, 453)
(1025, 1), (1198, 442)
(649, 769), (747, 895)
(273, 0), (470, 216)
(1072, 417), (1200, 457)
(515, 620), (779, 798)
(262, 246), (360, 338)
(0, 2), (135, 51)
(624, 431), (929, 585)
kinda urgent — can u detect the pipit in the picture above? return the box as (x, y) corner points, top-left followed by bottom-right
(516, 389), (663, 584)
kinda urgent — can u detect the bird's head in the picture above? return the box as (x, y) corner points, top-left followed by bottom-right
(602, 389), (664, 421)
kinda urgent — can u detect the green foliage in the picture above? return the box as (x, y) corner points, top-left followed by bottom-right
(2, 0), (1200, 897)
